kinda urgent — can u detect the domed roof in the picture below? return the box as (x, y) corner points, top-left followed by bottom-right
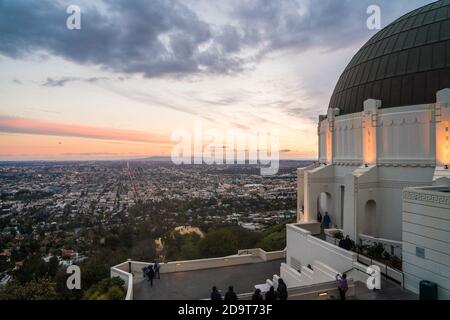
(329, 0), (450, 115)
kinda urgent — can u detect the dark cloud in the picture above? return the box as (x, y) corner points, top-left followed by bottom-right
(0, 0), (433, 78)
(0, 0), (245, 77)
(232, 0), (433, 54)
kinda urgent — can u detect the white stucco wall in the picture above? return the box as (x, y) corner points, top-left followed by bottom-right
(287, 224), (356, 274)
(402, 186), (450, 300)
(300, 103), (438, 242)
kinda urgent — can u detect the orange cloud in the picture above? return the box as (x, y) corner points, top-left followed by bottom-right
(0, 115), (171, 145)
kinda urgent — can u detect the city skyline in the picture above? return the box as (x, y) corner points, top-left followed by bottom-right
(0, 0), (433, 161)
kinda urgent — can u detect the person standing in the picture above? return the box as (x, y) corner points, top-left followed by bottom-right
(336, 273), (348, 300)
(343, 235), (352, 251)
(276, 278), (288, 301)
(265, 286), (277, 301)
(154, 261), (160, 279)
(317, 211), (323, 223)
(322, 212), (331, 229)
(252, 289), (263, 301)
(225, 286), (238, 300)
(211, 286), (222, 301)
(147, 265), (155, 287)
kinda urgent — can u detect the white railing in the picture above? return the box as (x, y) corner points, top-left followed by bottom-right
(359, 233), (402, 258)
(110, 263), (133, 300)
(237, 248), (286, 261)
(287, 223), (357, 274)
(356, 255), (404, 285)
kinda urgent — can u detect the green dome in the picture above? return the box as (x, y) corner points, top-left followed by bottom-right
(329, 0), (450, 115)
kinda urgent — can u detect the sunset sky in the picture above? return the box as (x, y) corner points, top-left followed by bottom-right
(0, 0), (433, 160)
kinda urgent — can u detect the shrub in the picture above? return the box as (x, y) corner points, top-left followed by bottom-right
(334, 231), (344, 240)
(83, 277), (125, 300)
(366, 243), (384, 258)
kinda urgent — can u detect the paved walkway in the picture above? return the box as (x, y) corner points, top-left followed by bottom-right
(350, 278), (418, 300)
(133, 260), (282, 300)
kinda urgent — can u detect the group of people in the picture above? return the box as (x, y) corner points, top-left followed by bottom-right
(143, 261), (161, 287)
(210, 278), (288, 301)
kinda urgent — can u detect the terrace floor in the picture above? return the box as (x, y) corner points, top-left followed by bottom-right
(133, 259), (418, 300)
(349, 277), (418, 300)
(133, 259), (283, 300)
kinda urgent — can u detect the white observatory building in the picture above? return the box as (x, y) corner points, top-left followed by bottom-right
(286, 0), (450, 299)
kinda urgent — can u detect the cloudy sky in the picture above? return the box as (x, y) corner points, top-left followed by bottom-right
(0, 0), (433, 160)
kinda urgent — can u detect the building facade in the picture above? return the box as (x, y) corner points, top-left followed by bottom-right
(293, 0), (450, 299)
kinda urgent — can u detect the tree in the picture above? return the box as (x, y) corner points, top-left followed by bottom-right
(83, 277), (125, 300)
(0, 278), (57, 300)
(14, 254), (55, 284)
(198, 228), (239, 258)
(130, 239), (156, 261)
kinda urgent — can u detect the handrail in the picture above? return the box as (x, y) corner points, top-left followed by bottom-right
(343, 266), (372, 277)
(356, 253), (405, 285)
